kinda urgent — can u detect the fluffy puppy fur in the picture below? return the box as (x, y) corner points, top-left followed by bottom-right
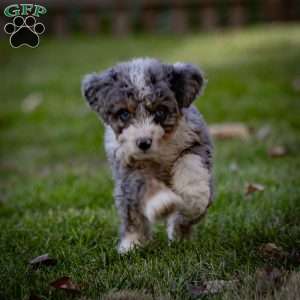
(82, 58), (213, 253)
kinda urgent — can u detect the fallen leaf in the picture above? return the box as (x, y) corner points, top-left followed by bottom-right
(245, 183), (265, 196)
(255, 267), (286, 294)
(21, 93), (43, 113)
(50, 276), (80, 293)
(29, 253), (57, 268)
(258, 243), (288, 260)
(256, 125), (271, 141)
(209, 123), (250, 140)
(187, 279), (237, 296)
(268, 146), (288, 158)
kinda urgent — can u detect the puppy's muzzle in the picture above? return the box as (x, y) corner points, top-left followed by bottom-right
(136, 137), (152, 152)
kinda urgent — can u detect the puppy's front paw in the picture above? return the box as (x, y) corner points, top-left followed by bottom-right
(117, 233), (142, 254)
(143, 189), (183, 223)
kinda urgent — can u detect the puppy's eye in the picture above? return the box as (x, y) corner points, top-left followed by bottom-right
(154, 108), (167, 123)
(117, 109), (131, 122)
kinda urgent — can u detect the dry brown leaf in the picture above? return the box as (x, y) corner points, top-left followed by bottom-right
(21, 93), (43, 113)
(29, 253), (57, 268)
(268, 146), (288, 158)
(245, 183), (265, 196)
(50, 276), (80, 293)
(209, 123), (250, 140)
(258, 243), (288, 260)
(187, 279), (237, 296)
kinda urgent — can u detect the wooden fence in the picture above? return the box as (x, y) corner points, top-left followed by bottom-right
(1, 0), (300, 37)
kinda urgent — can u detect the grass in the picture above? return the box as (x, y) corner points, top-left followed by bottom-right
(0, 24), (300, 300)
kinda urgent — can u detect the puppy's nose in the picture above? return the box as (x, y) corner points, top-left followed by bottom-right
(136, 138), (152, 151)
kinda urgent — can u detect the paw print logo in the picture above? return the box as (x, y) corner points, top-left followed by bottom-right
(4, 16), (45, 48)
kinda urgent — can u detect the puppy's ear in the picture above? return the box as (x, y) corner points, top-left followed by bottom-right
(81, 69), (116, 119)
(168, 63), (205, 108)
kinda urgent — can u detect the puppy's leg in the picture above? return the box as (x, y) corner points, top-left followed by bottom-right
(115, 172), (151, 254)
(117, 209), (151, 254)
(169, 153), (211, 240)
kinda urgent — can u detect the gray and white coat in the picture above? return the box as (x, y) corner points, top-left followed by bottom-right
(82, 58), (213, 253)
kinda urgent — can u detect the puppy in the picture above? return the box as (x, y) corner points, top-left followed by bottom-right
(82, 58), (213, 253)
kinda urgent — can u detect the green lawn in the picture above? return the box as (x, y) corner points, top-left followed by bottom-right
(0, 25), (300, 300)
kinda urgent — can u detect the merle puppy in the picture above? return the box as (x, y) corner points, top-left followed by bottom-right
(82, 58), (213, 253)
